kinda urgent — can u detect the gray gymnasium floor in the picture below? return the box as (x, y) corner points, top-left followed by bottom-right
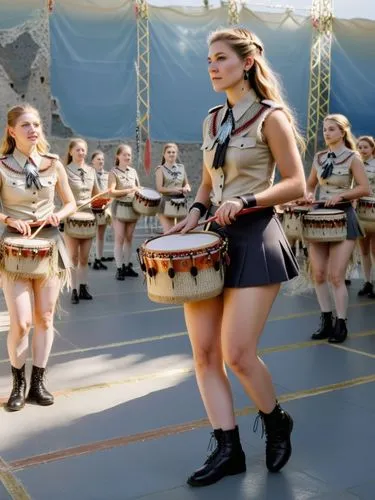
(1, 223), (375, 499)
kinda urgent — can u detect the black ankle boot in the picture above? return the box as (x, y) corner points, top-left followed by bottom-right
(328, 318), (348, 344)
(187, 426), (246, 487)
(93, 259), (107, 270)
(116, 267), (125, 281)
(311, 312), (333, 340)
(79, 284), (93, 300)
(71, 288), (79, 304)
(26, 366), (54, 406)
(358, 281), (373, 297)
(255, 404), (293, 473)
(124, 263), (138, 277)
(6, 365), (26, 412)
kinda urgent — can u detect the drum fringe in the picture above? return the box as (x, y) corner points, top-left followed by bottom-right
(283, 255), (314, 296)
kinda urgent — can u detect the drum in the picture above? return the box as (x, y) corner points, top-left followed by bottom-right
(138, 231), (227, 304)
(132, 188), (161, 216)
(114, 200), (139, 222)
(2, 237), (56, 279)
(282, 206), (310, 243)
(164, 197), (188, 219)
(91, 197), (111, 211)
(65, 212), (97, 239)
(357, 197), (375, 233)
(302, 209), (347, 242)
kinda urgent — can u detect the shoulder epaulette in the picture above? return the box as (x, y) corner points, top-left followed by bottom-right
(208, 105), (224, 114)
(42, 152), (60, 160)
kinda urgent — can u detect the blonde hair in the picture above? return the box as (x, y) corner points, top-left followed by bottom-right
(91, 149), (104, 163)
(115, 144), (132, 166)
(161, 143), (180, 165)
(357, 135), (375, 154)
(65, 138), (88, 166)
(208, 28), (305, 151)
(0, 104), (49, 155)
(324, 114), (356, 151)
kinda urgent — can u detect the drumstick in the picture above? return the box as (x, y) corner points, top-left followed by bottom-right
(195, 206), (264, 228)
(75, 190), (110, 212)
(28, 218), (50, 240)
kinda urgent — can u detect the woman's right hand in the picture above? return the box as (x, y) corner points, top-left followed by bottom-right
(6, 218), (32, 236)
(164, 209), (201, 235)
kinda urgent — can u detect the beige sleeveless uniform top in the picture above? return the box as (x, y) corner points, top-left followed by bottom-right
(201, 89), (282, 206)
(313, 148), (356, 200)
(363, 158), (375, 195)
(0, 148), (58, 220)
(156, 164), (186, 190)
(66, 163), (99, 210)
(111, 166), (139, 202)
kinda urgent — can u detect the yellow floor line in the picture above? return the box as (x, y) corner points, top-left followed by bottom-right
(0, 456), (31, 499)
(329, 343), (375, 360)
(9, 373), (375, 473)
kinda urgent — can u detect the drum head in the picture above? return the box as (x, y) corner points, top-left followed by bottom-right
(308, 209), (344, 216)
(140, 188), (160, 200)
(360, 197), (375, 203)
(70, 212), (95, 221)
(4, 237), (49, 248)
(145, 232), (220, 251)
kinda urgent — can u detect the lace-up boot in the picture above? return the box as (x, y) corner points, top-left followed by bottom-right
(187, 426), (246, 487)
(26, 366), (54, 406)
(311, 312), (333, 340)
(6, 365), (26, 412)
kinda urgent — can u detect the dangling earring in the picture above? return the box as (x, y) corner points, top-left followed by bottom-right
(243, 70), (248, 81)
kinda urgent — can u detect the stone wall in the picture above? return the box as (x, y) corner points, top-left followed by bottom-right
(0, 8), (51, 134)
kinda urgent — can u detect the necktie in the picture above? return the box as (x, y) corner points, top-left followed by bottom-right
(97, 171), (103, 189)
(24, 159), (42, 190)
(78, 168), (85, 183)
(321, 151), (336, 180)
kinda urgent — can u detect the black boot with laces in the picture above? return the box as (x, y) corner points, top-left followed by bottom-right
(254, 403), (293, 473)
(79, 284), (93, 300)
(93, 259), (107, 270)
(311, 312), (333, 340)
(26, 366), (54, 406)
(187, 426), (246, 487)
(328, 318), (348, 344)
(6, 365), (26, 412)
(358, 281), (373, 297)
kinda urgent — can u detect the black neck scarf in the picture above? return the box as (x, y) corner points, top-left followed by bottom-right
(321, 151), (336, 179)
(24, 159), (42, 190)
(212, 107), (235, 169)
(78, 167), (85, 183)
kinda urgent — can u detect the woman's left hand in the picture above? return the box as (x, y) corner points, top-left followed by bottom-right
(324, 195), (344, 207)
(214, 198), (244, 226)
(45, 213), (61, 227)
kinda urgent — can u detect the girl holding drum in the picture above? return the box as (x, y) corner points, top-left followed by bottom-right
(108, 144), (140, 280)
(155, 143), (191, 232)
(91, 150), (112, 270)
(304, 116), (370, 343)
(0, 104), (76, 411)
(64, 139), (100, 304)
(169, 28), (305, 486)
(356, 136), (375, 297)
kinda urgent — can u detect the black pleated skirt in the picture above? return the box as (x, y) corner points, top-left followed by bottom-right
(208, 207), (299, 288)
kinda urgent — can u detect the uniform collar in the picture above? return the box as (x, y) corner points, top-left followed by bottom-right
(223, 89), (258, 123)
(69, 162), (87, 172)
(117, 166), (131, 172)
(13, 148), (41, 169)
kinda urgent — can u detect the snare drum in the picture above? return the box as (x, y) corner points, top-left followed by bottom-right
(164, 197), (188, 219)
(114, 200), (139, 222)
(282, 206), (309, 243)
(138, 232), (227, 304)
(132, 188), (161, 216)
(2, 237), (57, 279)
(65, 212), (97, 239)
(302, 209), (347, 242)
(357, 197), (375, 233)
